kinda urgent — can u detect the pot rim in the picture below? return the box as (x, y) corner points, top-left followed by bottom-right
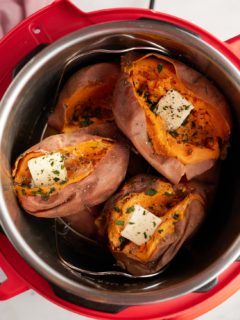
(0, 19), (240, 305)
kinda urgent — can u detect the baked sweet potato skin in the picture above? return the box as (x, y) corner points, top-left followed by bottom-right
(63, 206), (100, 238)
(102, 174), (206, 275)
(12, 129), (129, 218)
(48, 63), (120, 132)
(113, 53), (231, 184)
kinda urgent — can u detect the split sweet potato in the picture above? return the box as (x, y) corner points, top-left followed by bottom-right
(48, 63), (120, 132)
(101, 174), (206, 275)
(12, 129), (129, 220)
(113, 53), (231, 184)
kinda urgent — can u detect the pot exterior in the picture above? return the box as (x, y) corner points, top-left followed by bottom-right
(0, 0), (239, 316)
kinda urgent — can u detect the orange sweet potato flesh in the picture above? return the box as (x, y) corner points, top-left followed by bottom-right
(101, 174), (206, 275)
(14, 139), (111, 197)
(113, 53), (231, 184)
(48, 63), (120, 132)
(12, 130), (129, 218)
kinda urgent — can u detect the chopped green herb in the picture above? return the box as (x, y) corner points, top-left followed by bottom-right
(115, 220), (124, 226)
(143, 210), (146, 215)
(52, 170), (60, 175)
(119, 236), (126, 245)
(53, 177), (60, 182)
(164, 191), (173, 196)
(60, 154), (66, 161)
(143, 232), (147, 239)
(49, 187), (56, 194)
(41, 169), (44, 174)
(153, 221), (156, 227)
(80, 117), (93, 127)
(149, 102), (158, 114)
(169, 130), (179, 138)
(129, 222), (135, 225)
(172, 213), (180, 220)
(61, 165), (64, 169)
(157, 63), (163, 72)
(143, 91), (150, 99)
(145, 188), (158, 196)
(126, 206), (135, 213)
(113, 207), (120, 213)
(60, 180), (67, 185)
(41, 194), (49, 201)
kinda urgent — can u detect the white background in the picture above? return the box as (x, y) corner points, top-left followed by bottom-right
(0, 0), (239, 319)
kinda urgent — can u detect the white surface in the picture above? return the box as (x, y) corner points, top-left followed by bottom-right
(0, 0), (239, 319)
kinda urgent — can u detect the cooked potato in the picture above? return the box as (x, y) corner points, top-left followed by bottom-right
(12, 129), (129, 219)
(48, 63), (120, 132)
(113, 53), (231, 184)
(101, 174), (205, 275)
(63, 206), (100, 238)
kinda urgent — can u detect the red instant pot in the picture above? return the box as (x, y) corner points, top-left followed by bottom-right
(0, 1), (239, 319)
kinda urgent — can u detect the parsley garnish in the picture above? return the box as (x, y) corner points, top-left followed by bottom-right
(113, 207), (120, 213)
(119, 236), (127, 246)
(157, 63), (163, 72)
(163, 191), (173, 196)
(172, 213), (180, 220)
(49, 187), (56, 194)
(80, 117), (93, 127)
(115, 220), (124, 226)
(145, 188), (158, 196)
(41, 194), (49, 201)
(126, 206), (135, 213)
(169, 130), (179, 138)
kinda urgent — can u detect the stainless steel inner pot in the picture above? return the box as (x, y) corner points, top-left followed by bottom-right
(0, 19), (240, 307)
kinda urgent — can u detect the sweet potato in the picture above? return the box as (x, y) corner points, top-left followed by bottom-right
(113, 53), (231, 184)
(101, 174), (206, 275)
(48, 63), (120, 132)
(12, 129), (129, 219)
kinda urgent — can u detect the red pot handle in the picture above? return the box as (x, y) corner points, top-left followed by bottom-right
(0, 0), (93, 98)
(225, 35), (240, 58)
(0, 243), (29, 300)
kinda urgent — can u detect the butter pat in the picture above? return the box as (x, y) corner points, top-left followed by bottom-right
(156, 90), (194, 131)
(120, 205), (162, 246)
(28, 152), (67, 187)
